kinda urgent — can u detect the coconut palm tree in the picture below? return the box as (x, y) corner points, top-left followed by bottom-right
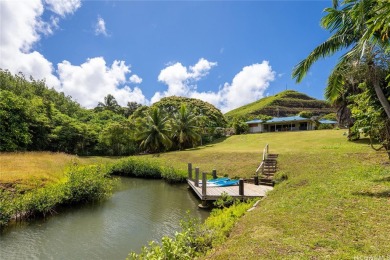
(96, 94), (122, 113)
(171, 103), (201, 150)
(135, 107), (172, 153)
(292, 0), (390, 119)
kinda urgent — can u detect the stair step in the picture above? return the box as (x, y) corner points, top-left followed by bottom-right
(259, 181), (274, 187)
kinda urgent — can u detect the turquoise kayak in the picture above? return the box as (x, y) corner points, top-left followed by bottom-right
(206, 178), (239, 187)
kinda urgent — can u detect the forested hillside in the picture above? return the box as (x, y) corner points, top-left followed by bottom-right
(0, 70), (226, 155)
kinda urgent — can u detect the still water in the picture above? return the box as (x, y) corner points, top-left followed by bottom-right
(0, 177), (209, 260)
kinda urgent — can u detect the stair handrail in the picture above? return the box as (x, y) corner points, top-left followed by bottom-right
(256, 144), (269, 175)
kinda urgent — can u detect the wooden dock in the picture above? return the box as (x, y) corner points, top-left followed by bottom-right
(187, 179), (273, 201)
(186, 145), (278, 206)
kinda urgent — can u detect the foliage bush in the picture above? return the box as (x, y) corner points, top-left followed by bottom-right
(63, 165), (114, 204)
(318, 123), (334, 130)
(298, 110), (314, 118)
(127, 200), (254, 259)
(160, 166), (186, 183)
(108, 157), (162, 178)
(108, 157), (186, 183)
(0, 190), (12, 226)
(0, 164), (113, 227)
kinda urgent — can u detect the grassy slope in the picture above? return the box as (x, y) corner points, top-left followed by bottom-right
(0, 152), (117, 192)
(198, 130), (389, 259)
(225, 94), (277, 118)
(225, 90), (331, 118)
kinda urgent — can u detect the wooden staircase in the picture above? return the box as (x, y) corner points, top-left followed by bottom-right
(256, 145), (278, 186)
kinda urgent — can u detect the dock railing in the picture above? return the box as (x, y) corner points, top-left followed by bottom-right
(187, 163), (245, 198)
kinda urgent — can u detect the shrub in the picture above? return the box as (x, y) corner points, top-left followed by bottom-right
(108, 157), (186, 183)
(0, 190), (12, 226)
(108, 157), (161, 178)
(161, 166), (186, 183)
(0, 164), (114, 228)
(128, 200), (254, 259)
(21, 183), (65, 218)
(63, 165), (114, 204)
(318, 123), (334, 130)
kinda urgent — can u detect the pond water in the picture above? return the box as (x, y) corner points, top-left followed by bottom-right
(0, 177), (209, 260)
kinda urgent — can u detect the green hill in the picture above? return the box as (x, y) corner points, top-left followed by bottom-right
(225, 90), (334, 118)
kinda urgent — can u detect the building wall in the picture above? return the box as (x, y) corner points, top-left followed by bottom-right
(249, 120), (316, 133)
(249, 123), (263, 133)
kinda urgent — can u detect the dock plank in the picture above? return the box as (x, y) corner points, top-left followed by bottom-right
(187, 179), (273, 201)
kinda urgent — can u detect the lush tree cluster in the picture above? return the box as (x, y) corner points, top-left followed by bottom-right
(0, 70), (227, 155)
(293, 0), (390, 158)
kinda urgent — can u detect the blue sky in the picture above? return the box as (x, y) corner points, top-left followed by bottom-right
(0, 0), (339, 112)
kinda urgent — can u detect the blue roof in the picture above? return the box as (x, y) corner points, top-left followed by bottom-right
(265, 116), (309, 124)
(246, 119), (263, 124)
(319, 119), (337, 124)
(246, 116), (310, 124)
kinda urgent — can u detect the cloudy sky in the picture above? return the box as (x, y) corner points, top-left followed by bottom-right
(0, 0), (339, 113)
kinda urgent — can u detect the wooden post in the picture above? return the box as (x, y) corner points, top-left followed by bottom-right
(188, 163), (192, 180)
(195, 167), (199, 187)
(212, 169), (217, 179)
(254, 176), (259, 185)
(239, 179), (244, 196)
(202, 172), (207, 196)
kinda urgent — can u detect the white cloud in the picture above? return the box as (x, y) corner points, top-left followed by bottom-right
(189, 58), (217, 80)
(44, 0), (81, 17)
(129, 74), (143, 84)
(155, 60), (275, 113)
(0, 1), (274, 113)
(217, 61), (275, 112)
(0, 0), (146, 108)
(152, 58), (217, 103)
(0, 0), (60, 87)
(57, 57), (147, 108)
(95, 16), (108, 36)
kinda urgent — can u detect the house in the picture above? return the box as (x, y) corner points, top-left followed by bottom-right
(246, 116), (337, 133)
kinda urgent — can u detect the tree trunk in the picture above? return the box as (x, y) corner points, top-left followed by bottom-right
(373, 81), (390, 120)
(373, 75), (390, 120)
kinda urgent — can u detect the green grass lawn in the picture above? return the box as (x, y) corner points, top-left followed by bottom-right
(196, 130), (390, 259)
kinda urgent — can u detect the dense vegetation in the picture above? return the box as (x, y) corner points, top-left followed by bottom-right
(225, 90), (334, 120)
(0, 70), (226, 155)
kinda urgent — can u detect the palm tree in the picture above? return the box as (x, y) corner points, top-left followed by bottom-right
(135, 107), (172, 153)
(96, 94), (121, 113)
(171, 103), (201, 150)
(292, 0), (390, 119)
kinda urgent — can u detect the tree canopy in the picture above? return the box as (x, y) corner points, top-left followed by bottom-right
(292, 0), (390, 157)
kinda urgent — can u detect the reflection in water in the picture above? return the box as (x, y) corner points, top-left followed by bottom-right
(0, 178), (208, 260)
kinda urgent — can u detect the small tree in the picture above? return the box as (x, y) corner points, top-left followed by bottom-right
(171, 103), (201, 150)
(136, 107), (172, 153)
